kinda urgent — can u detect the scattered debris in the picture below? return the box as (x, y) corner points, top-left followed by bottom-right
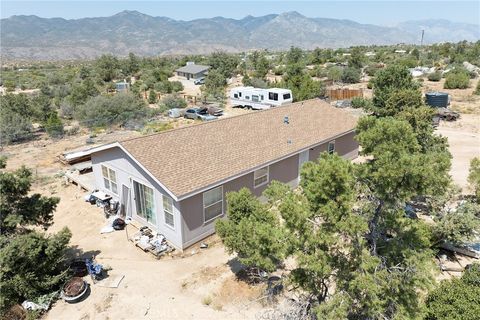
(131, 227), (174, 259)
(96, 275), (125, 288)
(436, 108), (460, 121)
(334, 100), (352, 108)
(200, 242), (208, 249)
(22, 292), (58, 311)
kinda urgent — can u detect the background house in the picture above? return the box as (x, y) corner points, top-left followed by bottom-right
(175, 62), (210, 80)
(88, 99), (359, 249)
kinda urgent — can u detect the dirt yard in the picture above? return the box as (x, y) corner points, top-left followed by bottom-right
(425, 77), (480, 192)
(31, 180), (267, 320)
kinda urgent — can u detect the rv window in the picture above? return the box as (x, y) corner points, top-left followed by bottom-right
(268, 92), (279, 101)
(260, 95), (264, 100)
(252, 95), (259, 102)
(283, 93), (291, 100)
(234, 93), (238, 99)
(245, 96), (250, 100)
(239, 92), (242, 97)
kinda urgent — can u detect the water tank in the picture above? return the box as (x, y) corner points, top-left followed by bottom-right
(425, 92), (449, 108)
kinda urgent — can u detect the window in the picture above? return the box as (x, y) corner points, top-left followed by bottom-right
(163, 196), (174, 228)
(239, 92), (242, 97)
(101, 165), (118, 194)
(252, 95), (259, 102)
(203, 186), (223, 223)
(245, 96), (250, 100)
(254, 166), (269, 188)
(133, 181), (156, 224)
(234, 93), (238, 99)
(328, 140), (336, 154)
(268, 92), (279, 101)
(283, 93), (291, 100)
(260, 95), (264, 100)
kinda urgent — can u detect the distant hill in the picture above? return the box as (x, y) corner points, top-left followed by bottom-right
(1, 11), (478, 60)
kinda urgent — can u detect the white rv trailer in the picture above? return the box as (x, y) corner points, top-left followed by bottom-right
(229, 87), (293, 110)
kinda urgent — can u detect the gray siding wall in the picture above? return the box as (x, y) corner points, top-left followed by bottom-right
(179, 155), (300, 248)
(309, 131), (358, 162)
(91, 147), (183, 248)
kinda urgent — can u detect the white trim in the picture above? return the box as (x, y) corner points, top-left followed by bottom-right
(131, 178), (157, 226)
(89, 142), (179, 201)
(162, 195), (175, 230)
(178, 129), (356, 200)
(203, 186), (224, 224)
(101, 164), (119, 196)
(253, 166), (269, 188)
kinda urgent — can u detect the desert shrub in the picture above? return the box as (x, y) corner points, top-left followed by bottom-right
(351, 97), (373, 110)
(160, 95), (187, 110)
(45, 113), (64, 138)
(367, 79), (374, 89)
(364, 64), (383, 77)
(0, 94), (34, 143)
(341, 67), (361, 83)
(475, 80), (480, 95)
(148, 90), (157, 104)
(427, 71), (442, 82)
(273, 66), (285, 76)
(444, 70), (470, 89)
(170, 81), (184, 93)
(75, 93), (148, 128)
(249, 78), (269, 89)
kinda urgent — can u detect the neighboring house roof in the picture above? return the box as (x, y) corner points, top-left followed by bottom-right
(175, 64), (210, 74)
(113, 99), (357, 199)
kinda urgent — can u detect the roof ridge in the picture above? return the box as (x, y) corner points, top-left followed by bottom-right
(119, 98), (324, 144)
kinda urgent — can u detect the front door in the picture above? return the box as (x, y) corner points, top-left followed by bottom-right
(298, 150), (310, 182)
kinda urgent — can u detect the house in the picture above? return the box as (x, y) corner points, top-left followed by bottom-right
(175, 62), (210, 80)
(88, 99), (359, 249)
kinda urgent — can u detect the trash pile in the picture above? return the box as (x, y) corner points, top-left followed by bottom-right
(132, 226), (174, 258)
(100, 215), (127, 234)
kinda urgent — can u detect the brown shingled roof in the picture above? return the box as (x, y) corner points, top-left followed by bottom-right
(120, 99), (357, 198)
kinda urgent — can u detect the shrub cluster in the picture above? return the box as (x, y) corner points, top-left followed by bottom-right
(444, 70), (470, 89)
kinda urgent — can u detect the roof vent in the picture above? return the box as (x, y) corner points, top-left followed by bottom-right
(284, 116), (289, 124)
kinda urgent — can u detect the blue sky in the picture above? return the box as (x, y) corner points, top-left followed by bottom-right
(1, 1), (479, 25)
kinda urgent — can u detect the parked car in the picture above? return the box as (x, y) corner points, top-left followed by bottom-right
(184, 108), (216, 121)
(198, 106), (223, 117)
(168, 108), (182, 118)
(194, 77), (205, 85)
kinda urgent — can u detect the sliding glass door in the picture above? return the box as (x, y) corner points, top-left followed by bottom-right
(133, 181), (156, 224)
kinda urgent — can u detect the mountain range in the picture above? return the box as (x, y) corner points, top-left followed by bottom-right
(1, 11), (479, 60)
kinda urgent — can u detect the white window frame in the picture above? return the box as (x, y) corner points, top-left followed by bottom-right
(132, 179), (156, 225)
(328, 140), (336, 154)
(254, 166), (269, 188)
(203, 186), (224, 224)
(101, 165), (118, 195)
(163, 195), (175, 229)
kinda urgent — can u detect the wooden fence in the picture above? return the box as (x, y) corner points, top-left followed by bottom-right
(327, 88), (363, 100)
